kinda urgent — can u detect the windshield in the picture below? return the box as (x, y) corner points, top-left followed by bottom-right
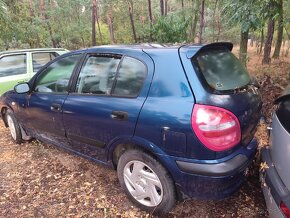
(193, 49), (251, 91)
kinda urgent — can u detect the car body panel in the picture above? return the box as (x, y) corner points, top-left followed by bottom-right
(261, 85), (290, 217)
(179, 46), (262, 159)
(22, 93), (68, 145)
(261, 147), (290, 218)
(0, 43), (262, 202)
(262, 184), (285, 218)
(270, 113), (290, 190)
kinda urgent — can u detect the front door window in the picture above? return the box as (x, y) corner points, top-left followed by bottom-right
(34, 54), (80, 93)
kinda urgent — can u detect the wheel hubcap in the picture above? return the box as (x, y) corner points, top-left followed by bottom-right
(7, 115), (16, 140)
(123, 160), (163, 207)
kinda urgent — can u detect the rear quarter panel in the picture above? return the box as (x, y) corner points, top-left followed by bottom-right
(136, 49), (216, 160)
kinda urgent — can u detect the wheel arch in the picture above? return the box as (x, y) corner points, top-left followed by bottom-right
(109, 136), (168, 168)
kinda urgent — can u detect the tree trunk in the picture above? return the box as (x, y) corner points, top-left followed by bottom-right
(96, 1), (103, 44)
(128, 1), (137, 43)
(190, 0), (200, 42)
(47, 24), (57, 48)
(259, 27), (264, 54)
(28, 0), (34, 17)
(198, 0), (205, 44)
(164, 0), (168, 16)
(239, 29), (249, 66)
(147, 0), (153, 41)
(181, 0), (185, 22)
(39, 0), (57, 48)
(39, 0), (45, 17)
(107, 7), (115, 44)
(212, 0), (218, 42)
(262, 19), (275, 64)
(92, 0), (97, 46)
(272, 0), (283, 59)
(160, 0), (164, 16)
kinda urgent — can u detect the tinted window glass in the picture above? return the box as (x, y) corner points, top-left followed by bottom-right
(194, 50), (250, 91)
(76, 56), (120, 94)
(35, 54), (80, 93)
(276, 100), (290, 133)
(0, 54), (26, 77)
(112, 56), (146, 97)
(32, 52), (58, 72)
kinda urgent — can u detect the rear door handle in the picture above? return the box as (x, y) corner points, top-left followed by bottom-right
(111, 111), (128, 121)
(50, 103), (62, 112)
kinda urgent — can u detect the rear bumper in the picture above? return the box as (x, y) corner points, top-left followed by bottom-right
(158, 138), (258, 200)
(261, 148), (290, 217)
(176, 154), (249, 177)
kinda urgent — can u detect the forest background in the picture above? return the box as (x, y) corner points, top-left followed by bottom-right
(0, 0), (289, 67)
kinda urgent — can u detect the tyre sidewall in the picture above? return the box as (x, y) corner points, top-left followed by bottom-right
(6, 109), (22, 144)
(117, 149), (176, 214)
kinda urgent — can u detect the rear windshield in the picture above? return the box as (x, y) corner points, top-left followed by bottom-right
(193, 49), (250, 91)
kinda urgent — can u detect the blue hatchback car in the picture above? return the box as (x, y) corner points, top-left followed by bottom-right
(0, 42), (262, 214)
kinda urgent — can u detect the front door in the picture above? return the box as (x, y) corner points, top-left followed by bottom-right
(24, 54), (81, 145)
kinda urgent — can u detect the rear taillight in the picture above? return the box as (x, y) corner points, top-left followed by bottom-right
(191, 104), (241, 151)
(280, 202), (290, 218)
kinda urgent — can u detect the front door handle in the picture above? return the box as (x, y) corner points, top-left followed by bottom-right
(50, 103), (62, 112)
(111, 111), (128, 121)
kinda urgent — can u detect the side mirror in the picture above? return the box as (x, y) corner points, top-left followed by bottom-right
(14, 83), (30, 94)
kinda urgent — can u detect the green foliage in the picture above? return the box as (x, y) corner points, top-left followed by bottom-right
(222, 0), (261, 33)
(0, 0), (7, 21)
(0, 0), (289, 50)
(151, 13), (190, 43)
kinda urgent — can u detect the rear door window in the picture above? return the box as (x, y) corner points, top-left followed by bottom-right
(32, 52), (59, 72)
(76, 55), (146, 97)
(193, 49), (250, 91)
(0, 54), (27, 77)
(112, 56), (147, 97)
(76, 55), (121, 95)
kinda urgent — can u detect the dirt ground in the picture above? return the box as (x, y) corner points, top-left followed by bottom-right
(0, 122), (268, 218)
(0, 46), (289, 217)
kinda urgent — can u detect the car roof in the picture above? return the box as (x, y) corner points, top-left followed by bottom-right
(0, 48), (67, 55)
(80, 42), (233, 58)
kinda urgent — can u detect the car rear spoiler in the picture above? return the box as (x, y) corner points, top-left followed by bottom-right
(184, 42), (233, 59)
(274, 85), (290, 104)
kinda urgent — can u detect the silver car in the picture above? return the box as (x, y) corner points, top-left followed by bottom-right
(261, 85), (290, 218)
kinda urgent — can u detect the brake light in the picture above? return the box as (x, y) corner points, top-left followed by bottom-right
(191, 104), (241, 151)
(280, 202), (290, 218)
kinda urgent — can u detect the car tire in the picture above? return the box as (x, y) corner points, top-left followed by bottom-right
(117, 149), (176, 214)
(6, 109), (22, 144)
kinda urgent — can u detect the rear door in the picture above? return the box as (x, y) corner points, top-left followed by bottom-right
(62, 51), (153, 161)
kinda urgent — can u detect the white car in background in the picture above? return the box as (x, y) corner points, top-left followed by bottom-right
(0, 48), (68, 95)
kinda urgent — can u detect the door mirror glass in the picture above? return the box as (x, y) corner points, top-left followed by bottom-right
(14, 83), (30, 93)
